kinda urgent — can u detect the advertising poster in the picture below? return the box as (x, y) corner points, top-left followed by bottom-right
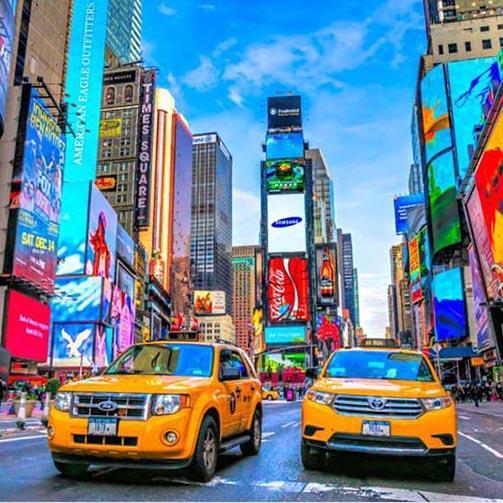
(266, 158), (305, 193)
(52, 323), (94, 367)
(267, 193), (306, 253)
(116, 224), (134, 267)
(406, 204), (426, 238)
(264, 325), (306, 345)
(315, 244), (337, 306)
(393, 193), (424, 234)
(7, 88), (65, 291)
(448, 57), (501, 180)
(267, 95), (302, 132)
(99, 118), (122, 137)
(418, 226), (431, 293)
(468, 245), (491, 351)
(316, 314), (341, 349)
(473, 110), (503, 299)
(432, 268), (467, 341)
(94, 325), (114, 368)
(408, 235), (423, 303)
(252, 307), (265, 355)
(0, 0), (15, 135)
(427, 152), (462, 254)
(265, 132), (304, 160)
(110, 285), (135, 356)
(421, 64), (451, 163)
(194, 290), (226, 315)
(4, 290), (50, 362)
(86, 185), (117, 280)
(118, 265), (135, 300)
(267, 257), (309, 323)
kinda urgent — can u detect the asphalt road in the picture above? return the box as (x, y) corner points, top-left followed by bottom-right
(0, 402), (502, 502)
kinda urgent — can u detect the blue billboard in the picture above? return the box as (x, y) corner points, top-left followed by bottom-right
(52, 323), (95, 368)
(265, 132), (304, 160)
(393, 193), (424, 234)
(264, 325), (306, 345)
(64, 0), (109, 182)
(0, 0), (15, 135)
(116, 224), (134, 267)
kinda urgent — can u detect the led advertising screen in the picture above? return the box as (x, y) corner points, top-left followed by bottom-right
(116, 224), (134, 268)
(469, 245), (491, 351)
(64, 0), (108, 182)
(194, 290), (226, 315)
(406, 204), (426, 238)
(267, 193), (306, 254)
(432, 268), (467, 341)
(267, 96), (302, 132)
(421, 64), (451, 163)
(315, 244), (337, 306)
(473, 110), (503, 299)
(86, 185), (117, 280)
(52, 323), (95, 368)
(264, 325), (306, 345)
(110, 285), (136, 355)
(266, 158), (305, 193)
(427, 152), (462, 255)
(393, 193), (424, 234)
(94, 325), (114, 368)
(448, 57), (501, 181)
(408, 235), (423, 303)
(6, 87), (65, 292)
(4, 290), (50, 362)
(316, 314), (342, 348)
(265, 132), (304, 160)
(0, 0), (15, 135)
(252, 307), (265, 355)
(267, 257), (309, 323)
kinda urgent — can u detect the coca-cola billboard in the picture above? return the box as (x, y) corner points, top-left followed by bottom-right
(267, 257), (309, 323)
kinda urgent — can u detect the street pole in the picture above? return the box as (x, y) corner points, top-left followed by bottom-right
(79, 352), (83, 381)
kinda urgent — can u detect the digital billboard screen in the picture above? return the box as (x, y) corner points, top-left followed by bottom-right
(264, 325), (306, 345)
(6, 87), (65, 292)
(4, 290), (50, 362)
(432, 268), (467, 341)
(427, 152), (462, 255)
(408, 235), (423, 303)
(194, 290), (226, 315)
(265, 132), (304, 160)
(267, 257), (309, 323)
(267, 193), (306, 254)
(267, 96), (302, 132)
(393, 193), (424, 235)
(252, 307), (265, 355)
(315, 244), (337, 306)
(0, 0), (15, 135)
(266, 158), (305, 193)
(52, 323), (95, 368)
(421, 64), (451, 163)
(448, 57), (501, 181)
(116, 224), (134, 268)
(110, 285), (135, 355)
(316, 314), (342, 349)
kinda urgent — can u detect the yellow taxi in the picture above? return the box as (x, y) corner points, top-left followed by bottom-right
(262, 388), (280, 401)
(301, 345), (457, 481)
(47, 341), (262, 482)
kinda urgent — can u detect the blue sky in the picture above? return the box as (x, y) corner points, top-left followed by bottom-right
(142, 0), (427, 336)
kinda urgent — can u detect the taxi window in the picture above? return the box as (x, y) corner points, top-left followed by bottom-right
(219, 350), (249, 379)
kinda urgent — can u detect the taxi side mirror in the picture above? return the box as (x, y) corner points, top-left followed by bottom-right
(305, 367), (320, 380)
(220, 367), (240, 381)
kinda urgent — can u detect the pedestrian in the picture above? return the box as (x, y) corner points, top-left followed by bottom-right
(0, 377), (5, 408)
(471, 381), (480, 408)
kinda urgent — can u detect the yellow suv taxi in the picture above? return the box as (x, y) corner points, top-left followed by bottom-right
(47, 341), (262, 482)
(262, 388), (280, 401)
(301, 346), (457, 481)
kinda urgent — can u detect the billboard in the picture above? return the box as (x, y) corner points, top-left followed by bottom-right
(103, 69), (136, 85)
(448, 57), (501, 180)
(267, 96), (302, 132)
(432, 268), (467, 341)
(5, 87), (65, 292)
(110, 285), (135, 356)
(0, 0), (15, 136)
(427, 152), (462, 255)
(252, 307), (265, 355)
(469, 245), (491, 351)
(135, 69), (156, 227)
(4, 290), (50, 362)
(408, 235), (423, 303)
(315, 244), (337, 306)
(265, 132), (304, 160)
(95, 175), (117, 192)
(393, 193), (424, 234)
(116, 224), (134, 268)
(316, 314), (342, 349)
(99, 118), (122, 138)
(52, 323), (95, 368)
(64, 0), (109, 182)
(86, 185), (117, 280)
(266, 158), (305, 193)
(194, 290), (226, 315)
(267, 193), (306, 254)
(421, 64), (451, 163)
(267, 257), (309, 323)
(264, 325), (306, 345)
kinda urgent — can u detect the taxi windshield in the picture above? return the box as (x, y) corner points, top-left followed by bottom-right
(106, 344), (214, 377)
(324, 350), (434, 382)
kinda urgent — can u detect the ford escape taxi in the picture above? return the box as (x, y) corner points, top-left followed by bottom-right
(48, 341), (262, 482)
(301, 346), (457, 481)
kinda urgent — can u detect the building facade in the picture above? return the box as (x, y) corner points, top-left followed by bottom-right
(198, 315), (236, 343)
(408, 163), (424, 195)
(337, 230), (358, 327)
(106, 0), (142, 64)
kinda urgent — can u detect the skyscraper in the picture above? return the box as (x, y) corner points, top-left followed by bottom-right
(191, 133), (233, 314)
(106, 0), (142, 64)
(337, 230), (357, 327)
(353, 268), (360, 327)
(408, 163), (424, 195)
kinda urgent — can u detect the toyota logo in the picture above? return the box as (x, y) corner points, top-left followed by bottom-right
(368, 397), (386, 410)
(98, 400), (118, 412)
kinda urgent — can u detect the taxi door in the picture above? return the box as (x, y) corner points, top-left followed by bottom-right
(233, 351), (257, 432)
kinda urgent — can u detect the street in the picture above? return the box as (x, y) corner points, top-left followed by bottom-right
(0, 402), (502, 502)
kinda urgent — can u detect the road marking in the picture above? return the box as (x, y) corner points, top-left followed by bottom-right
(459, 431), (503, 459)
(0, 434), (46, 444)
(459, 415), (470, 419)
(281, 421), (297, 428)
(262, 431), (275, 439)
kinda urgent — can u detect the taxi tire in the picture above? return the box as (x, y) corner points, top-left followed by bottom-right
(301, 440), (325, 471)
(188, 415), (219, 483)
(240, 410), (262, 456)
(53, 461), (89, 478)
(431, 453), (456, 482)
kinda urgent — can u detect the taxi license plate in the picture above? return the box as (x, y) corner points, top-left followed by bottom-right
(88, 417), (118, 436)
(362, 420), (390, 437)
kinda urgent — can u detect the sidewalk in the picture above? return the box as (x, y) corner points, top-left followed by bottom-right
(457, 401), (503, 418)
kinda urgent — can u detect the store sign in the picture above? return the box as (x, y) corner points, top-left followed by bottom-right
(193, 134), (217, 145)
(103, 69), (136, 85)
(135, 69), (156, 227)
(95, 175), (117, 192)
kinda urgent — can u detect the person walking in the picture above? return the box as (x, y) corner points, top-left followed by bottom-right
(471, 381), (480, 408)
(0, 377), (5, 410)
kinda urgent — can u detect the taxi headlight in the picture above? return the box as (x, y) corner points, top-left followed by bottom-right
(422, 396), (454, 411)
(54, 392), (72, 412)
(152, 394), (190, 415)
(305, 390), (335, 406)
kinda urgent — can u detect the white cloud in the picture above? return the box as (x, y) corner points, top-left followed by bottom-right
(201, 3), (216, 11)
(213, 37), (238, 57)
(182, 56), (219, 91)
(228, 87), (244, 107)
(159, 3), (176, 16)
(141, 40), (158, 66)
(233, 189), (261, 245)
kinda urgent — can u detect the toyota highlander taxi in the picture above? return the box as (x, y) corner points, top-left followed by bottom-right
(301, 346), (457, 481)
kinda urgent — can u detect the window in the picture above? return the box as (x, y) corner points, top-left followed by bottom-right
(482, 39), (492, 49)
(465, 41), (472, 51)
(124, 85), (134, 103)
(498, 24), (503, 30)
(438, 44), (444, 55)
(500, 37), (503, 48)
(448, 43), (458, 53)
(480, 25), (490, 32)
(105, 86), (116, 105)
(219, 350), (249, 379)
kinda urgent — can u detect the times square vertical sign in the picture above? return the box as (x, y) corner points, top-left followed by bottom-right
(135, 70), (156, 227)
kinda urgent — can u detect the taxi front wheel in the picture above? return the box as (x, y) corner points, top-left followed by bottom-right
(240, 410), (262, 456)
(53, 460), (89, 478)
(431, 453), (456, 482)
(301, 440), (325, 471)
(188, 415), (219, 482)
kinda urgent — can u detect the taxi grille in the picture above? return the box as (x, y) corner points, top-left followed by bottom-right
(333, 395), (423, 419)
(73, 434), (138, 446)
(71, 393), (149, 420)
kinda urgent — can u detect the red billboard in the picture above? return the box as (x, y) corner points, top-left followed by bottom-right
(4, 290), (50, 362)
(267, 257), (309, 323)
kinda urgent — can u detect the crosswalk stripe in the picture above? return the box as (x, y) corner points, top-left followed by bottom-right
(459, 431), (503, 458)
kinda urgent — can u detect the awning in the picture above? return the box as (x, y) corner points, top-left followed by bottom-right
(438, 347), (479, 360)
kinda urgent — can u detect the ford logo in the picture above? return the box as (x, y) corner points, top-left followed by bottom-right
(368, 397), (386, 410)
(272, 217), (302, 228)
(98, 400), (118, 412)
